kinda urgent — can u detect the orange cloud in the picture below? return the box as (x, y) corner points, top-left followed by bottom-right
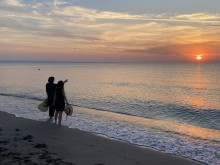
(0, 1), (220, 62)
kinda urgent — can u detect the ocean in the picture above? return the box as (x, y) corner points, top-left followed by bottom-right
(0, 62), (219, 165)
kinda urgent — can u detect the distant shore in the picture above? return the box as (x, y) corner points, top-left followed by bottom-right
(0, 111), (203, 165)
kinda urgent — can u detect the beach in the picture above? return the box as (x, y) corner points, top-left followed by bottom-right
(0, 111), (203, 165)
(1, 0), (220, 163)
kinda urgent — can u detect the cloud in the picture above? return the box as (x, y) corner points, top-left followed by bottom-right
(54, 0), (68, 7)
(3, 0), (24, 7)
(176, 13), (220, 20)
(0, 7), (52, 22)
(47, 4), (220, 24)
(1, 2), (220, 28)
(0, 1), (220, 62)
(207, 25), (220, 26)
(123, 42), (220, 61)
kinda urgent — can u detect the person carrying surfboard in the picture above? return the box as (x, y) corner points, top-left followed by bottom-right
(46, 77), (68, 120)
(46, 77), (56, 120)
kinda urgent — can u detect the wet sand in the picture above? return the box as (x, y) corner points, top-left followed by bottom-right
(0, 111), (204, 165)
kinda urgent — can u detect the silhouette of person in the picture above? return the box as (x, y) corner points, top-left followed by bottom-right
(53, 80), (69, 125)
(46, 77), (56, 119)
(46, 77), (67, 120)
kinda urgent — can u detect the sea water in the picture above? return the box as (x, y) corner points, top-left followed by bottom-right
(0, 62), (219, 165)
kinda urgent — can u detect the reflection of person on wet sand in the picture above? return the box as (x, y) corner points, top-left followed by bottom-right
(53, 81), (69, 126)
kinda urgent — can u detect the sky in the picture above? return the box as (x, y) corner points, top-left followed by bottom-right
(0, 0), (220, 62)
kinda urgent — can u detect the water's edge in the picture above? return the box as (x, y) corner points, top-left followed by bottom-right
(0, 95), (219, 165)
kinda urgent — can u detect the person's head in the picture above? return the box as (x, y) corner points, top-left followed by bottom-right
(57, 81), (64, 89)
(48, 76), (54, 83)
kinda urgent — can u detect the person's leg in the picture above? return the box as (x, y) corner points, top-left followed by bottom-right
(49, 105), (55, 118)
(58, 111), (63, 125)
(55, 111), (58, 124)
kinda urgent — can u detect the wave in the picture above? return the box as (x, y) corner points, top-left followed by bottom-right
(1, 92), (220, 131)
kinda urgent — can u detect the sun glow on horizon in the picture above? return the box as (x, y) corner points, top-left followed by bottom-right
(196, 55), (202, 61)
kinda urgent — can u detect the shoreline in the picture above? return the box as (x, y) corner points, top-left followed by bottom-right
(0, 111), (204, 165)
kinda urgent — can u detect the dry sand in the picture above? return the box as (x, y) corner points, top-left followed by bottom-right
(0, 111), (204, 165)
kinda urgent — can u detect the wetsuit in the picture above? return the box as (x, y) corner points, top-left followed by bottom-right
(46, 82), (56, 117)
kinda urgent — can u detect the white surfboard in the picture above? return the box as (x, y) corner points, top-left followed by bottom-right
(38, 99), (48, 112)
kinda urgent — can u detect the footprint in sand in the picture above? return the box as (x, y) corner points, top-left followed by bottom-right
(34, 143), (48, 149)
(22, 135), (33, 140)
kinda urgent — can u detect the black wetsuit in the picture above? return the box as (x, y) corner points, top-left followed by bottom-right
(46, 82), (56, 117)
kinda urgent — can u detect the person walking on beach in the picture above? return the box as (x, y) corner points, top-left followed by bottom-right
(46, 77), (57, 120)
(53, 80), (69, 126)
(46, 77), (68, 120)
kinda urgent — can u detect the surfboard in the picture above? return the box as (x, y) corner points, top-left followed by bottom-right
(38, 99), (49, 112)
(64, 104), (73, 116)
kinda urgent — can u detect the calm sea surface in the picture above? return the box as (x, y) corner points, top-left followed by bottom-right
(0, 62), (219, 164)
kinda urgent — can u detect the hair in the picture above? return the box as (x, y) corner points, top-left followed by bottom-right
(48, 76), (54, 83)
(57, 81), (64, 89)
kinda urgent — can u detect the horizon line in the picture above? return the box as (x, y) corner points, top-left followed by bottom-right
(0, 60), (220, 64)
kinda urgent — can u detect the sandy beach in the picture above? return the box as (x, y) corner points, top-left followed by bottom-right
(0, 111), (204, 165)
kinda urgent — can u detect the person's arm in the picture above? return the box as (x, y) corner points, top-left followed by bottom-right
(46, 83), (49, 96)
(52, 88), (57, 106)
(62, 89), (69, 105)
(64, 79), (68, 84)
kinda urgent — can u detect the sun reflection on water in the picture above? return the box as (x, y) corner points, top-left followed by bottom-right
(195, 63), (204, 88)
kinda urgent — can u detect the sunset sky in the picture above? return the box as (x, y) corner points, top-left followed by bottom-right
(0, 0), (220, 62)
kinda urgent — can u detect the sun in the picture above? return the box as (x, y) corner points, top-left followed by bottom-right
(196, 55), (202, 60)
